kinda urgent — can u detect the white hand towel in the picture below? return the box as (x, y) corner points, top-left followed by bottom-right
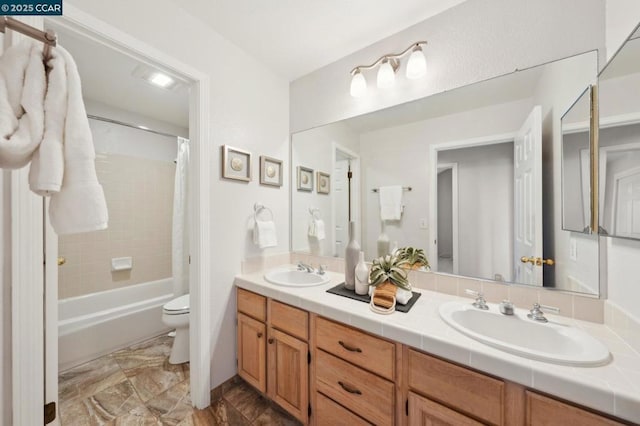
(47, 46), (108, 235)
(0, 42), (46, 169)
(308, 220), (316, 237)
(314, 219), (326, 240)
(379, 185), (403, 220)
(254, 219), (277, 249)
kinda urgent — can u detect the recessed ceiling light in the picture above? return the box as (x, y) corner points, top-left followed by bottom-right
(149, 72), (174, 88)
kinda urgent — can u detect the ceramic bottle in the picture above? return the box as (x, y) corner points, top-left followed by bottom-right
(354, 251), (369, 295)
(344, 221), (360, 290)
(377, 221), (390, 257)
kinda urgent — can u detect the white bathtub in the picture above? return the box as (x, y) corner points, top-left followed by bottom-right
(59, 279), (174, 371)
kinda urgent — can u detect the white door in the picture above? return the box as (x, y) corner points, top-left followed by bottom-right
(333, 158), (350, 256)
(614, 168), (640, 239)
(513, 106), (543, 286)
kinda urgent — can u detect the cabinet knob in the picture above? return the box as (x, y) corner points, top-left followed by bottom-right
(338, 340), (362, 353)
(268, 338), (274, 344)
(257, 332), (263, 338)
(57, 256), (66, 266)
(338, 381), (362, 395)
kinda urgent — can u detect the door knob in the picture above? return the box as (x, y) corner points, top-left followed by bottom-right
(57, 256), (66, 266)
(535, 257), (555, 266)
(520, 256), (536, 264)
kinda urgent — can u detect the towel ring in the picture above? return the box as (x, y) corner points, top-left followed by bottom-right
(308, 207), (321, 220)
(254, 203), (274, 222)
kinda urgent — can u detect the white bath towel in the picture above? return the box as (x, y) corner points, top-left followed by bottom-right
(253, 219), (277, 249)
(0, 42), (46, 169)
(308, 218), (326, 240)
(46, 46), (108, 235)
(379, 185), (403, 220)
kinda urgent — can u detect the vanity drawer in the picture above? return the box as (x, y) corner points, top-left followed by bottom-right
(316, 350), (394, 425)
(269, 299), (308, 341)
(408, 349), (504, 425)
(526, 391), (624, 425)
(237, 288), (266, 322)
(315, 316), (395, 380)
(315, 392), (373, 426)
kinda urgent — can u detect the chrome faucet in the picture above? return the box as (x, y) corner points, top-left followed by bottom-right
(297, 261), (314, 273)
(465, 289), (489, 310)
(317, 264), (327, 275)
(527, 303), (560, 323)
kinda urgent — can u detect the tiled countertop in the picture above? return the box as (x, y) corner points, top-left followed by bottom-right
(234, 267), (640, 423)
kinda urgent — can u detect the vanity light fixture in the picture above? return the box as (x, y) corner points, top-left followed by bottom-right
(349, 41), (428, 97)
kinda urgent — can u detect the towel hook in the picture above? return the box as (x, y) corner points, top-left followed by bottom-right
(308, 207), (321, 220)
(254, 203), (274, 222)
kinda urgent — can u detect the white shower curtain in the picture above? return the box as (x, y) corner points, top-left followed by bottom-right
(172, 137), (190, 296)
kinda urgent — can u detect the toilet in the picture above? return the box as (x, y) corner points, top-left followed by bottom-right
(162, 294), (190, 364)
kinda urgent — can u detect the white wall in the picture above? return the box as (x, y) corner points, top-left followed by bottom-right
(359, 98), (532, 262)
(605, 0), (640, 60)
(64, 0), (290, 388)
(291, 122), (359, 256)
(290, 0), (605, 133)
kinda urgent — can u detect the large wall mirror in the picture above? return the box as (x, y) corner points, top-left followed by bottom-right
(291, 50), (600, 295)
(597, 26), (640, 240)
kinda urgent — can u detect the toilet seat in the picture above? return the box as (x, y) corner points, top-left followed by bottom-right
(163, 294), (190, 315)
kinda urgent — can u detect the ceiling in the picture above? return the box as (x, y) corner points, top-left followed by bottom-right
(170, 0), (468, 81)
(46, 22), (190, 129)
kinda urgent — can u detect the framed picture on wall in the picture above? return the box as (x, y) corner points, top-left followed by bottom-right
(297, 166), (314, 191)
(317, 171), (330, 194)
(221, 145), (252, 182)
(259, 156), (283, 187)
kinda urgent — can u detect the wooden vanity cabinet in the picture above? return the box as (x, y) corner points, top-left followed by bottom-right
(236, 289), (309, 424)
(312, 316), (399, 426)
(237, 287), (631, 426)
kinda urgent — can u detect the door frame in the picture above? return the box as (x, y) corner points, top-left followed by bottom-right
(436, 163), (459, 275)
(13, 5), (213, 423)
(331, 142), (360, 256)
(428, 133), (515, 273)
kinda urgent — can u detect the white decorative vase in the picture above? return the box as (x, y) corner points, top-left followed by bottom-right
(377, 221), (390, 257)
(344, 221), (360, 290)
(355, 251), (369, 295)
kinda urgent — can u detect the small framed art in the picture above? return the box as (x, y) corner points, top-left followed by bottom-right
(297, 166), (314, 191)
(221, 145), (251, 182)
(317, 171), (330, 194)
(259, 156), (283, 187)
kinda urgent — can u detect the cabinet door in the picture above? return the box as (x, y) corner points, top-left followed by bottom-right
(526, 391), (624, 426)
(237, 312), (266, 393)
(408, 392), (483, 426)
(268, 328), (309, 424)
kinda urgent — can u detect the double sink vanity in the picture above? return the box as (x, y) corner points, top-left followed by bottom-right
(234, 265), (639, 425)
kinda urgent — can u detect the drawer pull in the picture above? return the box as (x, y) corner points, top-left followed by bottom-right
(338, 341), (362, 353)
(257, 332), (263, 338)
(268, 338), (274, 344)
(338, 381), (362, 395)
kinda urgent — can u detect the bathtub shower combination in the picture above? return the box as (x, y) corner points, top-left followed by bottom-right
(58, 279), (173, 370)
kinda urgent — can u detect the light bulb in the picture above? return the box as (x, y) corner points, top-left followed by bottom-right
(406, 46), (427, 80)
(377, 60), (396, 89)
(350, 70), (367, 97)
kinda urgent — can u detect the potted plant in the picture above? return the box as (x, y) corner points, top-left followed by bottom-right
(396, 247), (430, 271)
(369, 254), (411, 291)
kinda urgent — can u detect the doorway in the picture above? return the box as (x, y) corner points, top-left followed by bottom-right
(332, 143), (360, 257)
(437, 164), (458, 274)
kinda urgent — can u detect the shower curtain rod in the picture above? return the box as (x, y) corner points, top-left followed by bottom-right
(87, 114), (185, 139)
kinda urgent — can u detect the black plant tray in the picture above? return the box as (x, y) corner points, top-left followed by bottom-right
(326, 283), (421, 313)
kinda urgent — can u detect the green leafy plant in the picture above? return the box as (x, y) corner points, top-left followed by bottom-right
(396, 247), (429, 269)
(369, 254), (411, 290)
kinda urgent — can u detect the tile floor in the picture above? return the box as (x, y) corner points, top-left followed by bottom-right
(58, 334), (301, 425)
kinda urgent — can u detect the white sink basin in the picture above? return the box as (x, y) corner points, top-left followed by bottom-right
(264, 268), (330, 287)
(439, 301), (610, 366)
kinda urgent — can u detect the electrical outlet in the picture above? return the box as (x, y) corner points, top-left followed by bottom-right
(419, 218), (428, 229)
